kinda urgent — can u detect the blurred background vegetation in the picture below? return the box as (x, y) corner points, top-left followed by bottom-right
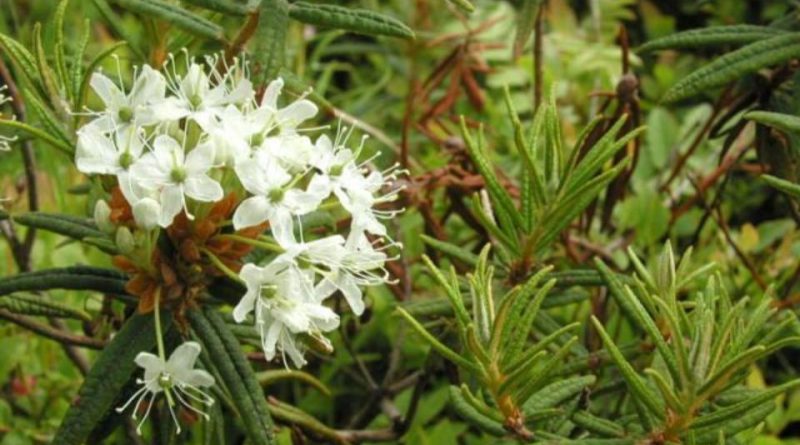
(3, 0), (800, 443)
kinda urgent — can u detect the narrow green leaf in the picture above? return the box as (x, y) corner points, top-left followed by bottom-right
(71, 20), (91, 112)
(289, 2), (413, 39)
(446, 0), (475, 13)
(449, 386), (506, 436)
(396, 308), (482, 373)
(461, 117), (525, 237)
(501, 277), (557, 364)
(0, 293), (91, 321)
(24, 90), (74, 151)
(0, 266), (129, 297)
(251, 0), (290, 86)
(421, 255), (471, 327)
(698, 346), (766, 400)
(257, 370), (330, 397)
(572, 411), (626, 438)
(692, 379), (800, 430)
(512, 0), (543, 58)
(664, 33), (800, 102)
(590, 316), (665, 419)
(745, 110), (800, 134)
(762, 174), (800, 199)
(523, 375), (596, 412)
(54, 0), (71, 101)
(421, 234), (479, 266)
(183, 0), (253, 15)
(596, 259), (680, 385)
(188, 308), (275, 445)
(52, 314), (169, 445)
(516, 337), (579, 404)
(0, 32), (41, 93)
(644, 368), (685, 414)
(689, 400), (775, 444)
(13, 212), (114, 252)
(32, 23), (63, 111)
(638, 25), (788, 52)
(112, 0), (226, 41)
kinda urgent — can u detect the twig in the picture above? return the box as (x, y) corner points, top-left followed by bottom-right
(688, 176), (767, 290)
(0, 309), (107, 349)
(532, 4), (544, 111)
(0, 58), (37, 269)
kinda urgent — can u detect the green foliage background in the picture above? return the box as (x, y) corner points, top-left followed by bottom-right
(3, 0), (800, 444)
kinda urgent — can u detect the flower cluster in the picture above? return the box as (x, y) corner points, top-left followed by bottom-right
(76, 54), (402, 431)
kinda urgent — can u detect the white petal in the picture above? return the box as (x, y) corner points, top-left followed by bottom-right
(185, 142), (216, 173)
(90, 72), (126, 108)
(167, 341), (202, 372)
(234, 160), (270, 195)
(153, 134), (184, 165)
(226, 78), (254, 105)
(261, 78), (284, 109)
(158, 185), (184, 227)
(75, 130), (120, 175)
(130, 154), (168, 189)
(130, 65), (166, 106)
(277, 100), (318, 129)
(262, 319), (282, 360)
(135, 352), (164, 373)
(151, 97), (189, 122)
(183, 369), (215, 388)
(232, 196), (271, 230)
(281, 333), (307, 368)
(184, 175), (223, 202)
(268, 208), (295, 246)
(338, 275), (365, 315)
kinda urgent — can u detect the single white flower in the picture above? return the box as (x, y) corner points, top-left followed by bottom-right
(274, 232), (392, 316)
(116, 341), (215, 434)
(232, 150), (327, 244)
(75, 126), (146, 203)
(130, 135), (223, 227)
(311, 132), (403, 237)
(86, 65), (166, 134)
(209, 78), (317, 167)
(253, 77), (318, 137)
(235, 262), (339, 367)
(156, 61), (253, 131)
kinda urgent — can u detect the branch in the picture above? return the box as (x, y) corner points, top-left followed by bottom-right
(0, 309), (107, 350)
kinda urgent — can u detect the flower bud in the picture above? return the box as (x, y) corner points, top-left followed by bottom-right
(93, 200), (114, 233)
(133, 198), (161, 230)
(115, 227), (136, 254)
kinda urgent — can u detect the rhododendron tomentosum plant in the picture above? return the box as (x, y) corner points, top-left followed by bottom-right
(73, 54), (403, 433)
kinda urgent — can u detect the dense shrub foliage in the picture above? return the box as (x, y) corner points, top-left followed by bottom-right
(2, 0), (800, 444)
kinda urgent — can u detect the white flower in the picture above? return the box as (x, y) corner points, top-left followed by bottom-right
(116, 341), (215, 434)
(232, 150), (326, 244)
(130, 135), (223, 227)
(271, 233), (390, 316)
(156, 61), (253, 131)
(234, 262), (339, 367)
(314, 230), (393, 315)
(312, 132), (403, 237)
(75, 126), (146, 203)
(209, 78), (317, 167)
(86, 65), (166, 134)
